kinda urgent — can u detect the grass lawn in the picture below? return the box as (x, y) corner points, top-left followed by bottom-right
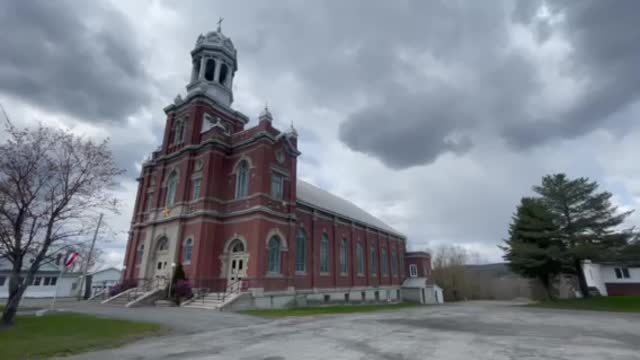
(242, 302), (419, 318)
(529, 296), (640, 313)
(0, 313), (162, 360)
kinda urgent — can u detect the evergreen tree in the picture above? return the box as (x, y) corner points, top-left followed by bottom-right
(533, 174), (633, 297)
(501, 197), (567, 299)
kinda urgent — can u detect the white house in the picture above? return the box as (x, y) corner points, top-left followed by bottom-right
(0, 258), (80, 299)
(582, 259), (640, 296)
(85, 267), (121, 298)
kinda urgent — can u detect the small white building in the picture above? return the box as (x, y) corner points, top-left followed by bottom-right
(86, 267), (121, 298)
(0, 258), (80, 299)
(582, 260), (640, 296)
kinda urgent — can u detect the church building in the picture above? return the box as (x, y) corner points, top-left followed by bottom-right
(122, 26), (429, 308)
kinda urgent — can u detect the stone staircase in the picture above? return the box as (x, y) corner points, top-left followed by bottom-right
(102, 287), (150, 307)
(183, 292), (226, 309)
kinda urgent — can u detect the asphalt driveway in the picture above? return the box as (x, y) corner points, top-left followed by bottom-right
(54, 300), (640, 360)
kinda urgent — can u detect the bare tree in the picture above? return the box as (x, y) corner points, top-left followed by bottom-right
(0, 119), (123, 327)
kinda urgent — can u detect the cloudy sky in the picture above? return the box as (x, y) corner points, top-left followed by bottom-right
(2, 0), (640, 267)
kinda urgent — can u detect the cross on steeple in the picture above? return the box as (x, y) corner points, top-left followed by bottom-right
(217, 17), (224, 32)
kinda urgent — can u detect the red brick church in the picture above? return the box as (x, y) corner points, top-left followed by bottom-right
(122, 26), (434, 308)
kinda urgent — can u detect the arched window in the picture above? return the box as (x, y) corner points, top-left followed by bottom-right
(320, 234), (329, 273)
(370, 245), (377, 275)
(235, 160), (249, 198)
(295, 229), (306, 272)
(381, 248), (389, 276)
(183, 238), (193, 264)
(231, 240), (245, 253)
(204, 59), (215, 81)
(219, 63), (229, 85)
(157, 237), (168, 251)
(166, 171), (178, 207)
(267, 236), (281, 273)
(356, 242), (364, 275)
(136, 244), (144, 265)
(339, 238), (348, 274)
(391, 250), (398, 276)
(174, 121), (185, 144)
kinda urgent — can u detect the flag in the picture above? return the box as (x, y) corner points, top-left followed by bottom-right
(64, 251), (79, 268)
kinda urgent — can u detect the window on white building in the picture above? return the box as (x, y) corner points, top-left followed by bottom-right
(0, 276), (6, 286)
(409, 264), (418, 278)
(50, 277), (57, 286)
(43, 277), (51, 286)
(615, 267), (631, 279)
(34, 277), (42, 286)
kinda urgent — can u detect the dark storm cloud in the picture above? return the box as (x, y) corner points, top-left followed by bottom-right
(0, 1), (150, 122)
(195, 0), (640, 169)
(504, 0), (640, 149)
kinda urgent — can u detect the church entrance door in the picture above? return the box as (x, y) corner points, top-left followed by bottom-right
(152, 237), (171, 289)
(226, 240), (248, 292)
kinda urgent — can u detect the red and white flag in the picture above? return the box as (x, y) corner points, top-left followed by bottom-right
(64, 251), (79, 268)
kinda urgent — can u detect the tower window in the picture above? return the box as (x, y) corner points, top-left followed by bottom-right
(219, 63), (229, 85)
(235, 160), (250, 198)
(204, 59), (215, 81)
(271, 172), (284, 200)
(174, 121), (185, 144)
(166, 171), (178, 207)
(192, 178), (202, 200)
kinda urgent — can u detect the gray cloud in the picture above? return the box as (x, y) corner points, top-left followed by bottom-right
(183, 0), (640, 169)
(503, 0), (640, 149)
(0, 0), (150, 123)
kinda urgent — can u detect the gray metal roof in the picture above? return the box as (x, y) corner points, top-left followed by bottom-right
(296, 180), (402, 237)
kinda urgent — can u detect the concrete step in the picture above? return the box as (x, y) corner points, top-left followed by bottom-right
(183, 302), (221, 309)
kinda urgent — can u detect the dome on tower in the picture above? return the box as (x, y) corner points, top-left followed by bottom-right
(186, 22), (238, 107)
(194, 29), (236, 60)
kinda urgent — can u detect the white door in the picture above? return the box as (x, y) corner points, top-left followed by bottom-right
(227, 255), (247, 291)
(152, 237), (171, 288)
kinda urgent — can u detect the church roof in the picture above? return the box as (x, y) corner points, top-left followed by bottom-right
(296, 180), (403, 237)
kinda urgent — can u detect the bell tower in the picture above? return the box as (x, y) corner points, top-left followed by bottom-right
(186, 19), (237, 107)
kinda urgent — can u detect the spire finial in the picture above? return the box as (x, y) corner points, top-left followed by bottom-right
(259, 101), (273, 123)
(217, 17), (224, 32)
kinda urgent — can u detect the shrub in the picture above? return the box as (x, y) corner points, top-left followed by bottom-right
(172, 280), (193, 305)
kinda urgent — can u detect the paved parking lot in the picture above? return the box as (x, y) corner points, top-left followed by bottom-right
(59, 301), (640, 360)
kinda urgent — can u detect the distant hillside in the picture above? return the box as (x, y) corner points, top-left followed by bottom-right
(463, 263), (515, 278)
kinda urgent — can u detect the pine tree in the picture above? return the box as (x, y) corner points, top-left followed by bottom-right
(533, 174), (633, 297)
(501, 197), (567, 299)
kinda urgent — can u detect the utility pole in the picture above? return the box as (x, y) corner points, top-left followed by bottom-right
(77, 213), (103, 299)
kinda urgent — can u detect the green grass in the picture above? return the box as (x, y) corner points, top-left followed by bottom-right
(529, 296), (640, 313)
(0, 313), (162, 359)
(242, 303), (419, 318)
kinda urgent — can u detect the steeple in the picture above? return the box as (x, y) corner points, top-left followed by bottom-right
(186, 24), (237, 107)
